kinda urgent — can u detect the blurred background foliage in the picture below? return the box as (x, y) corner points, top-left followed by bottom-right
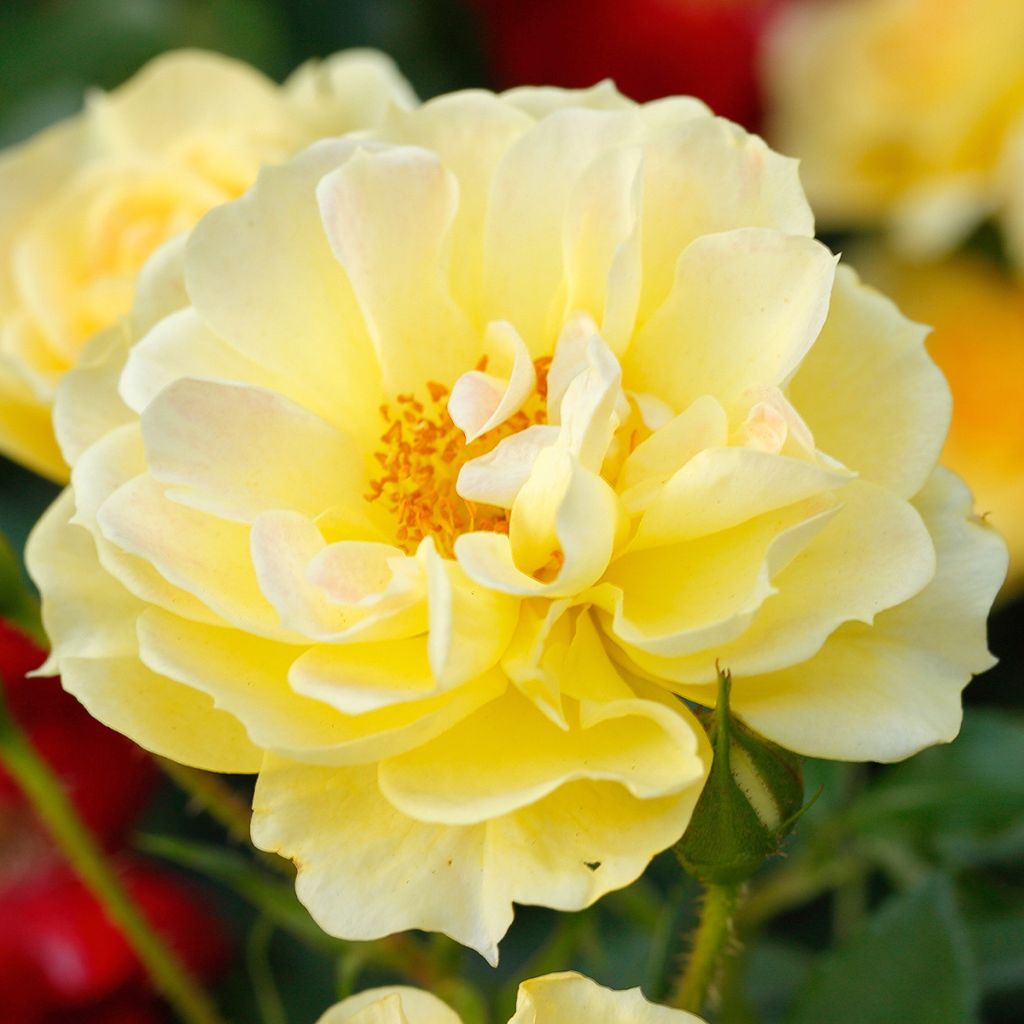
(0, 2), (1021, 1023)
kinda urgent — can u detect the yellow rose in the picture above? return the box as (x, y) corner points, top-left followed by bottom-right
(855, 250), (1024, 595)
(29, 85), (1005, 962)
(317, 973), (706, 1024)
(0, 48), (414, 479)
(764, 0), (1024, 256)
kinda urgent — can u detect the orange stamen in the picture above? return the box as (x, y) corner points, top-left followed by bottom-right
(366, 360), (550, 557)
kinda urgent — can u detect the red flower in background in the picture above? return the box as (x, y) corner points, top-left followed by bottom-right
(469, 0), (785, 129)
(0, 620), (228, 1023)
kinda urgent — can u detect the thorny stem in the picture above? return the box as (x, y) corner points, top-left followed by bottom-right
(0, 684), (227, 1024)
(670, 881), (743, 1013)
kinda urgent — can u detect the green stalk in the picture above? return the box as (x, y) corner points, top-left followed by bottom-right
(0, 685), (227, 1024)
(669, 881), (742, 1013)
(157, 757), (257, 848)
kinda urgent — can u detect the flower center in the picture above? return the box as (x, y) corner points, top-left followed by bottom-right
(367, 357), (550, 557)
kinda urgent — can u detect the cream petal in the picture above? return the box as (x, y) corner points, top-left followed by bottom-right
(421, 539), (519, 688)
(483, 107), (642, 351)
(501, 598), (578, 727)
(625, 229), (836, 412)
(560, 609), (637, 703)
(501, 81), (637, 117)
(730, 385), (817, 459)
(556, 330), (624, 472)
(629, 448), (851, 551)
(485, 773), (707, 918)
(381, 91), (533, 317)
(119, 308), (320, 418)
(53, 323), (133, 468)
(288, 639), (436, 715)
(562, 146), (644, 354)
(319, 988), (459, 1024)
(317, 145), (476, 392)
(730, 469), (1007, 761)
(12, 159), (223, 360)
(297, 673), (506, 767)
(788, 264), (951, 499)
(636, 115), (814, 317)
(90, 49), (287, 154)
(378, 686), (704, 825)
(545, 313), (594, 420)
(309, 541), (410, 604)
(250, 512), (426, 642)
(601, 496), (838, 659)
(651, 480), (938, 685)
(142, 378), (369, 524)
(253, 732), (705, 964)
(501, 603), (636, 726)
(456, 447), (621, 597)
(61, 655), (261, 772)
(131, 232), (189, 335)
(251, 759), (510, 963)
(320, 993), (408, 1024)
(97, 472), (291, 638)
(448, 320), (534, 441)
(456, 424), (559, 508)
(185, 139), (384, 445)
(0, 114), (85, 312)
(27, 488), (142, 664)
(134, 608), (375, 756)
(617, 395), (730, 515)
(511, 973), (705, 1024)
(283, 48), (417, 139)
(70, 423), (221, 626)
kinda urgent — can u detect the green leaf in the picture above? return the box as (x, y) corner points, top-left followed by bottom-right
(787, 877), (978, 1024)
(847, 711), (1024, 867)
(970, 914), (1024, 996)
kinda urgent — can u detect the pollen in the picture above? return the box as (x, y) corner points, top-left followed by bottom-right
(367, 357), (551, 557)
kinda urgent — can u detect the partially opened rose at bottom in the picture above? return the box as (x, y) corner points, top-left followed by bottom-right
(29, 82), (1006, 962)
(317, 973), (706, 1024)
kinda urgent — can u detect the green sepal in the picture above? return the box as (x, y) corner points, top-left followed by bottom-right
(675, 667), (806, 885)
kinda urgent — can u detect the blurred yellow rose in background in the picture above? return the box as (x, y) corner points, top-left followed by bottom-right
(317, 972), (707, 1024)
(0, 48), (414, 479)
(764, 0), (1024, 257)
(857, 251), (1024, 595)
(29, 84), (1005, 961)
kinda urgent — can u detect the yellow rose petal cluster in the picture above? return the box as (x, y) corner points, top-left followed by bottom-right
(0, 48), (414, 479)
(317, 972), (706, 1024)
(764, 0), (1024, 257)
(29, 84), (1006, 962)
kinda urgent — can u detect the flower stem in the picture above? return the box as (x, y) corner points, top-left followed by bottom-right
(669, 880), (742, 1014)
(0, 686), (227, 1024)
(157, 757), (255, 848)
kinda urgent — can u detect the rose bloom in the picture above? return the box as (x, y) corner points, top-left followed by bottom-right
(29, 84), (1006, 961)
(0, 48), (414, 480)
(763, 0), (1024, 256)
(855, 251), (1024, 595)
(318, 972), (706, 1024)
